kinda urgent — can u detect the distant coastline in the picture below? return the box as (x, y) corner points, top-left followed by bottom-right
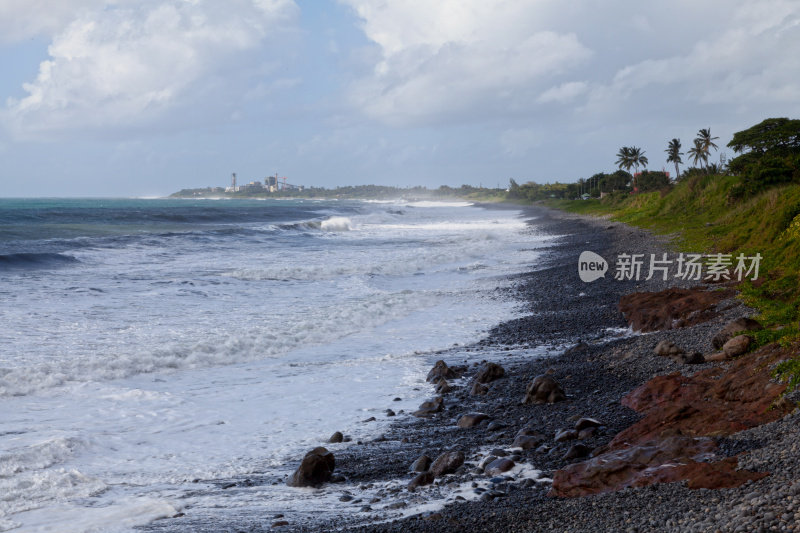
(169, 183), (508, 202)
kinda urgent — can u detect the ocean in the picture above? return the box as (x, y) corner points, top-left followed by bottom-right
(0, 198), (551, 532)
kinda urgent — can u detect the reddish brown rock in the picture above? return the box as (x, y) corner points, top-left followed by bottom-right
(550, 436), (766, 497)
(619, 287), (733, 332)
(550, 342), (793, 498)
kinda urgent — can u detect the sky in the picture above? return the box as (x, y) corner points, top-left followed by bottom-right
(0, 0), (798, 197)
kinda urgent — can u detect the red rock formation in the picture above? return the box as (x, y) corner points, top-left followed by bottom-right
(550, 343), (793, 498)
(618, 287), (734, 332)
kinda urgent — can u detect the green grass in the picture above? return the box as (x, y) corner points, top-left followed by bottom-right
(545, 176), (800, 389)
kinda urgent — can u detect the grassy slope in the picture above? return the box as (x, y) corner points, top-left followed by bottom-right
(544, 174), (800, 386)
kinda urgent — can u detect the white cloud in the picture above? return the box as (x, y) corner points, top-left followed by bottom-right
(3, 0), (298, 139)
(537, 81), (588, 104)
(341, 0), (592, 125)
(586, 0), (800, 114)
(0, 0), (109, 42)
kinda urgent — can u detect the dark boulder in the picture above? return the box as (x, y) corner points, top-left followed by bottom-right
(712, 318), (763, 349)
(426, 360), (456, 383)
(457, 413), (489, 428)
(430, 451), (465, 477)
(413, 396), (444, 418)
(522, 375), (566, 404)
(328, 431), (343, 443)
(287, 447), (336, 488)
(563, 443), (592, 461)
(407, 471), (435, 490)
(484, 458), (515, 476)
(574, 418), (602, 432)
(475, 362), (505, 384)
(411, 455), (432, 472)
(470, 382), (488, 395)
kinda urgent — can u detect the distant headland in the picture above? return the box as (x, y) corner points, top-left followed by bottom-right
(169, 173), (508, 201)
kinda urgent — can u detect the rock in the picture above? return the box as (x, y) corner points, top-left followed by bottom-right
(430, 451), (465, 477)
(674, 351), (706, 364)
(489, 448), (508, 457)
(411, 455), (432, 472)
(563, 443), (592, 461)
(457, 413), (489, 428)
(435, 379), (452, 394)
(712, 318), (763, 349)
(513, 433), (546, 450)
(522, 375), (566, 404)
(723, 335), (753, 358)
(386, 409), (396, 417)
(563, 342), (589, 356)
(577, 427), (597, 440)
(484, 458), (515, 476)
(407, 471), (435, 490)
(287, 447), (336, 488)
(272, 521), (289, 528)
(574, 417), (602, 432)
(426, 360), (456, 383)
(486, 420), (507, 432)
(551, 436), (767, 497)
(413, 396), (444, 418)
(475, 362), (505, 384)
(555, 429), (578, 442)
(619, 287), (733, 332)
(654, 340), (684, 357)
(328, 431), (343, 443)
(470, 382), (488, 395)
(704, 351), (729, 362)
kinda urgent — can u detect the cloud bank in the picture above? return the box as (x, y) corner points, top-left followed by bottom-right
(4, 0), (297, 139)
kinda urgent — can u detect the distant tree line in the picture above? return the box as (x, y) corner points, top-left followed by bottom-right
(511, 117), (799, 203)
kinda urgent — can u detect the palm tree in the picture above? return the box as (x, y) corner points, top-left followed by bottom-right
(687, 138), (708, 168)
(615, 146), (634, 173)
(697, 128), (719, 153)
(665, 138), (683, 181)
(631, 147), (648, 173)
(695, 128), (719, 171)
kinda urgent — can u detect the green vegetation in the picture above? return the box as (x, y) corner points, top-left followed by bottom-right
(537, 117), (800, 389)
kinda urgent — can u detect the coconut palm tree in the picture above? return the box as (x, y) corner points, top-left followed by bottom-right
(697, 128), (719, 153)
(665, 138), (683, 181)
(694, 128), (719, 171)
(687, 138), (708, 168)
(631, 147), (648, 173)
(615, 146), (634, 173)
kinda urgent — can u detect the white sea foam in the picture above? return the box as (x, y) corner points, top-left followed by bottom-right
(0, 200), (548, 532)
(319, 216), (352, 231)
